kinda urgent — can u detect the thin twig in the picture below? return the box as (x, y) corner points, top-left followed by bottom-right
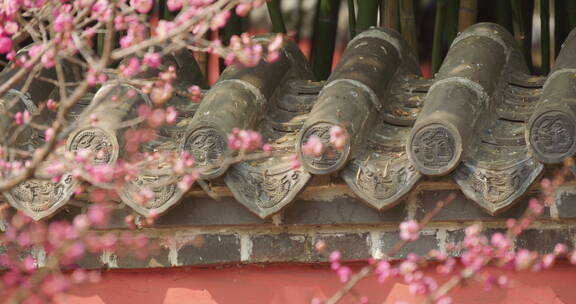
(325, 193), (456, 304)
(110, 0), (240, 60)
(0, 41), (55, 100)
(429, 165), (572, 302)
(0, 5), (116, 192)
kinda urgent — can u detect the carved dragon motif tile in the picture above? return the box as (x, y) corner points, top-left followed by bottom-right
(225, 159), (311, 218)
(454, 143), (543, 214)
(342, 122), (420, 210)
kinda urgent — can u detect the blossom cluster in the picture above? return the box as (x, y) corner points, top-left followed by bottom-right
(227, 128), (272, 153)
(0, 0), (296, 302)
(2, 1), (574, 304)
(0, 206), (156, 302)
(320, 170), (575, 303)
(301, 125), (349, 158)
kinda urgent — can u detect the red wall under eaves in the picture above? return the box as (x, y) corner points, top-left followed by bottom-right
(51, 262), (576, 304)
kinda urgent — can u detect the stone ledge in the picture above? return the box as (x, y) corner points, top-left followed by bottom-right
(44, 225), (576, 269)
(415, 189), (549, 222)
(47, 182), (576, 228)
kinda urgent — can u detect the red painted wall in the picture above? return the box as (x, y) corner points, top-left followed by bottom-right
(53, 263), (576, 304)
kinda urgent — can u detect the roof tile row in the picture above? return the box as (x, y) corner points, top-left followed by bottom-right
(2, 23), (576, 220)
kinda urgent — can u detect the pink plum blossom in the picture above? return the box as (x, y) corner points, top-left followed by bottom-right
(262, 144), (273, 152)
(87, 204), (110, 227)
(0, 37), (13, 54)
(130, 0), (153, 14)
(375, 261), (392, 283)
(228, 128), (263, 152)
(528, 198), (544, 215)
(236, 3), (251, 16)
(542, 253), (556, 269)
(514, 249), (536, 270)
(268, 34), (283, 53)
(143, 52), (161, 68)
(554, 243), (567, 255)
(120, 57), (141, 77)
(302, 135), (324, 157)
(211, 11), (231, 31)
(146, 108), (167, 128)
(41, 275), (70, 296)
(167, 0), (183, 11)
(156, 20), (176, 37)
(53, 6), (73, 33)
(73, 214), (91, 231)
(337, 266), (351, 282)
(178, 174), (197, 192)
(437, 257), (457, 275)
(46, 99), (57, 111)
(315, 240), (326, 252)
(15, 112), (24, 125)
(329, 125), (348, 151)
(166, 106), (178, 125)
(135, 188), (154, 205)
(188, 85), (203, 103)
(329, 250), (341, 263)
(400, 220), (419, 241)
(150, 83), (173, 105)
(86, 69), (107, 86)
(289, 154), (301, 169)
(570, 251), (576, 265)
(3, 21), (18, 35)
(22, 256), (36, 273)
(266, 51), (280, 63)
(45, 128), (55, 141)
(40, 48), (55, 68)
(490, 232), (511, 250)
(88, 165), (114, 184)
